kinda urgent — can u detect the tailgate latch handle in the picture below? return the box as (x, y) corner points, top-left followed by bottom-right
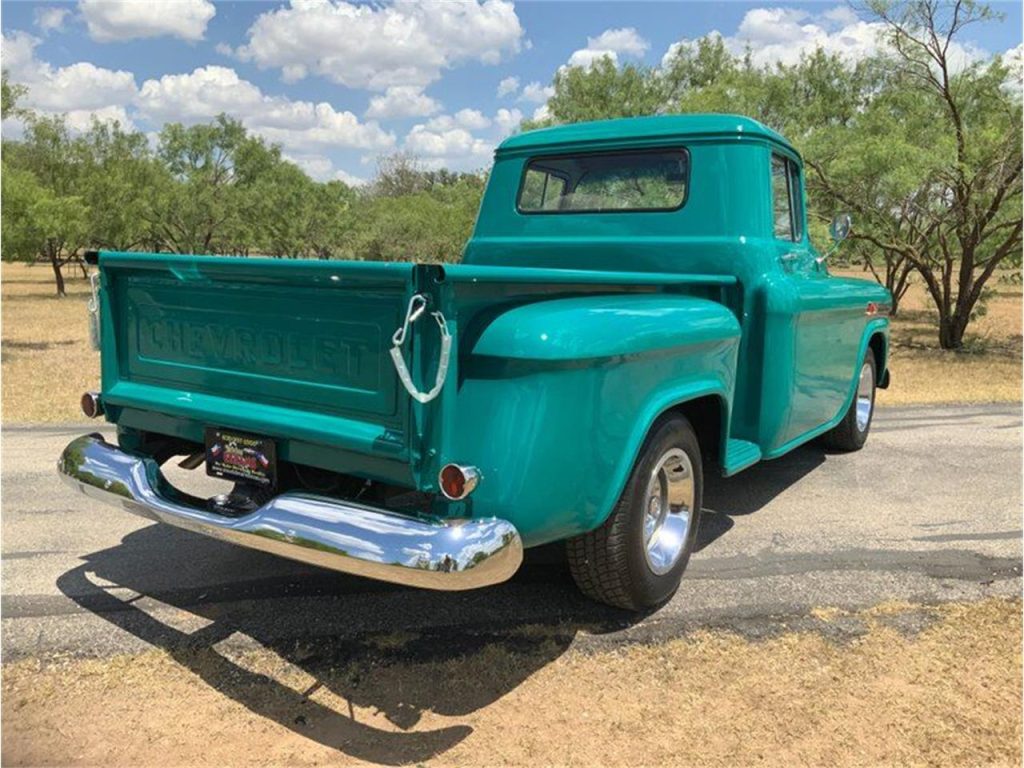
(390, 294), (452, 404)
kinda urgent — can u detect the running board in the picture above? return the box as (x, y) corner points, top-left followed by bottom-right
(723, 439), (761, 476)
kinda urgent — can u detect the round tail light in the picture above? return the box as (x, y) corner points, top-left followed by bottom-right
(80, 391), (104, 419)
(439, 464), (480, 500)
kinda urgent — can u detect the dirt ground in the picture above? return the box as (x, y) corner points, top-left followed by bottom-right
(1, 262), (1020, 422)
(2, 598), (1020, 767)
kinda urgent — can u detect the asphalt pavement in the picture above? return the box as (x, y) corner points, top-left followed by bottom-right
(2, 404), (1020, 661)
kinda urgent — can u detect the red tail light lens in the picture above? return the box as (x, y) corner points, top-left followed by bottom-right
(80, 391), (103, 418)
(439, 464), (480, 500)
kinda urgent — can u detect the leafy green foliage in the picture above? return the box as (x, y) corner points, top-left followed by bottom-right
(1, 104), (484, 292)
(540, 1), (1022, 348)
(1, 0), (1017, 352)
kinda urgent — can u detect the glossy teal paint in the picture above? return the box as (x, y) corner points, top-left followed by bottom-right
(470, 294), (739, 360)
(447, 293), (739, 545)
(97, 252), (423, 485)
(92, 114), (891, 549)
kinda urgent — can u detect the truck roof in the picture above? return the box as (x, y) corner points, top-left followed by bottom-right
(497, 113), (795, 156)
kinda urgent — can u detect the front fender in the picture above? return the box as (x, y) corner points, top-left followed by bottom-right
(452, 294), (740, 546)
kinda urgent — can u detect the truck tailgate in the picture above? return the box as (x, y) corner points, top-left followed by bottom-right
(97, 252), (423, 470)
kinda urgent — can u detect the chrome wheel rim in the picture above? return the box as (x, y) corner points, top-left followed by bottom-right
(855, 362), (874, 432)
(641, 448), (694, 575)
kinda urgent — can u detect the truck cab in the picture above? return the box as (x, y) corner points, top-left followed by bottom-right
(59, 114), (891, 610)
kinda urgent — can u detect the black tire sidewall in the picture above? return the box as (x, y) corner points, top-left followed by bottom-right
(621, 416), (703, 607)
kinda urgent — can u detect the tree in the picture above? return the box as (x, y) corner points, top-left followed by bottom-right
(866, 0), (1022, 348)
(371, 152), (433, 197)
(77, 120), (164, 252)
(782, 54), (927, 314)
(29, 192), (90, 295)
(370, 152), (485, 197)
(150, 115), (274, 254)
(1, 165), (45, 262)
(305, 180), (357, 259)
(1, 69), (27, 120)
(348, 175), (484, 262)
(545, 57), (665, 125)
(544, 9), (1022, 338)
(2, 115), (91, 294)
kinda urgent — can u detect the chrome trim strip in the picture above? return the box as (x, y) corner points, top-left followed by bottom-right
(57, 434), (523, 591)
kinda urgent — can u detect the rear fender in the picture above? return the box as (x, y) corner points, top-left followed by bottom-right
(453, 293), (739, 545)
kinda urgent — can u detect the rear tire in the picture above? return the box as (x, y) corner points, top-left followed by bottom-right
(822, 349), (877, 452)
(566, 416), (703, 611)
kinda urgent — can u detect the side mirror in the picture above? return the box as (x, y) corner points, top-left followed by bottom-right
(829, 213), (852, 244)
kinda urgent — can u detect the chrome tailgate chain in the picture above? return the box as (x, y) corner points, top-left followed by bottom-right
(389, 293), (451, 404)
(87, 271), (101, 351)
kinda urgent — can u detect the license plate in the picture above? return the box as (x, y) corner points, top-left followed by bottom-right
(205, 428), (277, 487)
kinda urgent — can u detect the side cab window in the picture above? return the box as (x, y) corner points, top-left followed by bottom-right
(770, 153), (804, 242)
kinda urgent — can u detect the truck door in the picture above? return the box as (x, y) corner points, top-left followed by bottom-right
(770, 153), (863, 446)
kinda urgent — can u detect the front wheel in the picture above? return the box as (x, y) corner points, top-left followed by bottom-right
(566, 416), (703, 611)
(822, 349), (877, 452)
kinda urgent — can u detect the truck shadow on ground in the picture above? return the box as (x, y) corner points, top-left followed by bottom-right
(54, 444), (825, 765)
(698, 444), (824, 550)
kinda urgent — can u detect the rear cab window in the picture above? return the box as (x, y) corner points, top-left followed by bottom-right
(771, 153), (804, 241)
(518, 149), (689, 214)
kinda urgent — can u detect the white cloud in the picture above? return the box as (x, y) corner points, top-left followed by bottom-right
(402, 103), (534, 168)
(423, 108), (492, 132)
(661, 6), (986, 72)
(531, 104), (551, 123)
(519, 81), (554, 103)
(497, 75), (519, 97)
(137, 66), (395, 152)
(282, 152), (369, 186)
(588, 27), (649, 57)
(79, 0), (216, 42)
(453, 108), (491, 130)
(821, 6), (859, 27)
(0, 31), (138, 128)
(35, 7), (70, 33)
(365, 86), (442, 120)
(236, 0), (524, 90)
(31, 61), (138, 113)
(566, 26), (649, 69)
(334, 168), (368, 187)
(284, 152), (335, 180)
(64, 105), (135, 132)
(1, 30), (42, 74)
(494, 107), (522, 134)
(405, 123), (493, 164)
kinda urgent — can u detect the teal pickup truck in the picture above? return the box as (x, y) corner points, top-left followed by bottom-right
(59, 114), (891, 610)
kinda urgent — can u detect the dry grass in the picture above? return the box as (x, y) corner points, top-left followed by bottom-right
(2, 598), (1020, 767)
(834, 267), (1022, 406)
(0, 263), (1020, 423)
(1, 263), (99, 422)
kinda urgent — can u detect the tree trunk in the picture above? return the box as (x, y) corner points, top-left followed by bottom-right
(937, 313), (966, 350)
(885, 258), (910, 317)
(50, 252), (66, 297)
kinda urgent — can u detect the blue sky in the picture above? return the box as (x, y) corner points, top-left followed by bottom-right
(2, 1), (1021, 185)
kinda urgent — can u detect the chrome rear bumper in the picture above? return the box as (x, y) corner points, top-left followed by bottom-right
(57, 434), (522, 591)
